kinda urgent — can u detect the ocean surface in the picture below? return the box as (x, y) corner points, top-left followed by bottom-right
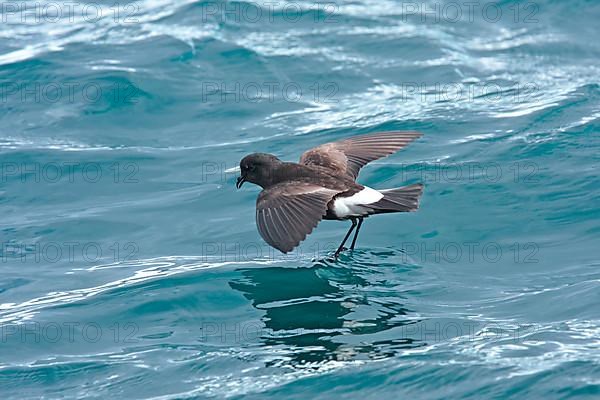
(1, 0), (599, 398)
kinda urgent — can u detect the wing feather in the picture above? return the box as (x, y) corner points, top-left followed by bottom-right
(299, 131), (422, 179)
(256, 182), (339, 253)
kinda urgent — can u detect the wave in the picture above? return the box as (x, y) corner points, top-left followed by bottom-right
(0, 256), (284, 325)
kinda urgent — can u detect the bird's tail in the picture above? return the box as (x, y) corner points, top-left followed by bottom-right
(369, 183), (424, 214)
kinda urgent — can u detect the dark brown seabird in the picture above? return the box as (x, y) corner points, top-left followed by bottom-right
(236, 131), (424, 257)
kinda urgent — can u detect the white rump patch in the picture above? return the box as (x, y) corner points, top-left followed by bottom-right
(332, 186), (383, 218)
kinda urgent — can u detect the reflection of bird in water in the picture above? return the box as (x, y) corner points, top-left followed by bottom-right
(229, 259), (425, 368)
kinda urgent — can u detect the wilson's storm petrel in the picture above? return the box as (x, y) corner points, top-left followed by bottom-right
(236, 131), (424, 256)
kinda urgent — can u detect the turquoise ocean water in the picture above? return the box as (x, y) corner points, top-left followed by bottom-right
(1, 1), (599, 398)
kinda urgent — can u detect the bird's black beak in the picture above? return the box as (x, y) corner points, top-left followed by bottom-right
(236, 176), (245, 189)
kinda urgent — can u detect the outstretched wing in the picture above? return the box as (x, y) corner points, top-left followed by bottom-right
(256, 182), (339, 253)
(299, 131), (422, 180)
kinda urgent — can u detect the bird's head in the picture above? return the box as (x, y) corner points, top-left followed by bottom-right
(236, 153), (282, 189)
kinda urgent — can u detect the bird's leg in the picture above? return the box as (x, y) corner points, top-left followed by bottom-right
(334, 218), (357, 257)
(350, 217), (364, 250)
